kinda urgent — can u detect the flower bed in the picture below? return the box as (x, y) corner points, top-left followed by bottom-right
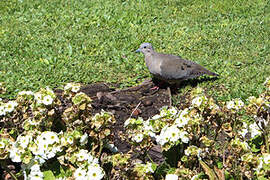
(0, 79), (269, 179)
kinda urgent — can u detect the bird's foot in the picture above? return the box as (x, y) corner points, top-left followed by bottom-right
(150, 86), (159, 91)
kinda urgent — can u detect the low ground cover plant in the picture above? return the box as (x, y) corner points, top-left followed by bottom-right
(0, 78), (269, 179)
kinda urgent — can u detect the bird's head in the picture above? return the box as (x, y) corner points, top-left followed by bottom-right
(135, 43), (154, 55)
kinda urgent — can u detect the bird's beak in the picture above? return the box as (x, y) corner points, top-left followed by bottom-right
(135, 49), (141, 53)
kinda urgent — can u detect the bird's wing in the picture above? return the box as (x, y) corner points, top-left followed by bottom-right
(159, 55), (214, 80)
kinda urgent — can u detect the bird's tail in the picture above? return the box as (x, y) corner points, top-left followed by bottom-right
(206, 70), (219, 76)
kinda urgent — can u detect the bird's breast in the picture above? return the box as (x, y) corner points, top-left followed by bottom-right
(145, 56), (161, 76)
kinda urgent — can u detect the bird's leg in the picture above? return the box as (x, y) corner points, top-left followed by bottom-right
(167, 87), (172, 107)
(150, 78), (160, 90)
(150, 78), (169, 91)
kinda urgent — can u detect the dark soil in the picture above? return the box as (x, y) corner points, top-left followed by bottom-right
(80, 81), (171, 164)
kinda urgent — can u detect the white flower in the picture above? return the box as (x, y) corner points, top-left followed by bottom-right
(34, 141), (47, 157)
(28, 118), (39, 126)
(64, 83), (72, 91)
(87, 164), (104, 180)
(0, 141), (5, 149)
(41, 131), (59, 145)
(4, 101), (18, 113)
(175, 116), (189, 128)
(239, 128), (248, 138)
(74, 149), (98, 165)
(152, 114), (161, 120)
(43, 95), (53, 105)
(264, 77), (270, 84)
(46, 87), (54, 95)
(264, 77), (270, 89)
(72, 85), (81, 93)
(226, 101), (235, 109)
(168, 107), (178, 115)
(18, 90), (34, 96)
(67, 136), (74, 144)
(191, 174), (200, 180)
(34, 156), (46, 164)
(249, 122), (262, 138)
(9, 147), (22, 162)
(160, 109), (168, 117)
(80, 133), (88, 145)
(28, 170), (43, 180)
(29, 143), (38, 155)
(74, 168), (87, 180)
(88, 155), (98, 165)
(30, 164), (41, 172)
(175, 108), (191, 127)
(47, 146), (60, 159)
(180, 108), (189, 116)
(247, 96), (256, 103)
(227, 99), (244, 110)
(132, 133), (144, 143)
(180, 131), (189, 143)
(168, 125), (181, 142)
(197, 149), (203, 160)
(47, 150), (56, 159)
(209, 104), (220, 110)
(17, 135), (32, 148)
(34, 93), (43, 104)
(124, 118), (131, 127)
(76, 149), (90, 162)
(241, 141), (250, 151)
(239, 122), (248, 137)
(255, 158), (263, 172)
(263, 153), (270, 164)
(156, 135), (166, 146)
(184, 149), (191, 156)
(185, 145), (200, 156)
(192, 96), (203, 107)
(165, 174), (178, 180)
(156, 125), (171, 146)
(235, 99), (244, 109)
(33, 132), (61, 160)
(0, 105), (6, 116)
(48, 132), (59, 144)
(156, 125), (184, 146)
(143, 120), (155, 137)
(145, 162), (155, 173)
(64, 83), (80, 93)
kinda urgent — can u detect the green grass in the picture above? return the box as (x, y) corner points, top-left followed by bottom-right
(0, 0), (269, 101)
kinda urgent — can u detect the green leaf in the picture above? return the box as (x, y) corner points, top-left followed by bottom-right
(217, 161), (223, 169)
(199, 160), (219, 180)
(43, 170), (55, 180)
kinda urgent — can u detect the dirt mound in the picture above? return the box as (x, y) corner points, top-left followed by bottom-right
(80, 81), (171, 164)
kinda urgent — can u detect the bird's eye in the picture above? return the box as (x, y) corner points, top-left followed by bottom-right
(143, 46), (147, 49)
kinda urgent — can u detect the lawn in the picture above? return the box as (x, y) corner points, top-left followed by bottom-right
(0, 0), (269, 101)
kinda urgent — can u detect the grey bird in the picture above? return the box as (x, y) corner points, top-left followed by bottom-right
(135, 43), (218, 85)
